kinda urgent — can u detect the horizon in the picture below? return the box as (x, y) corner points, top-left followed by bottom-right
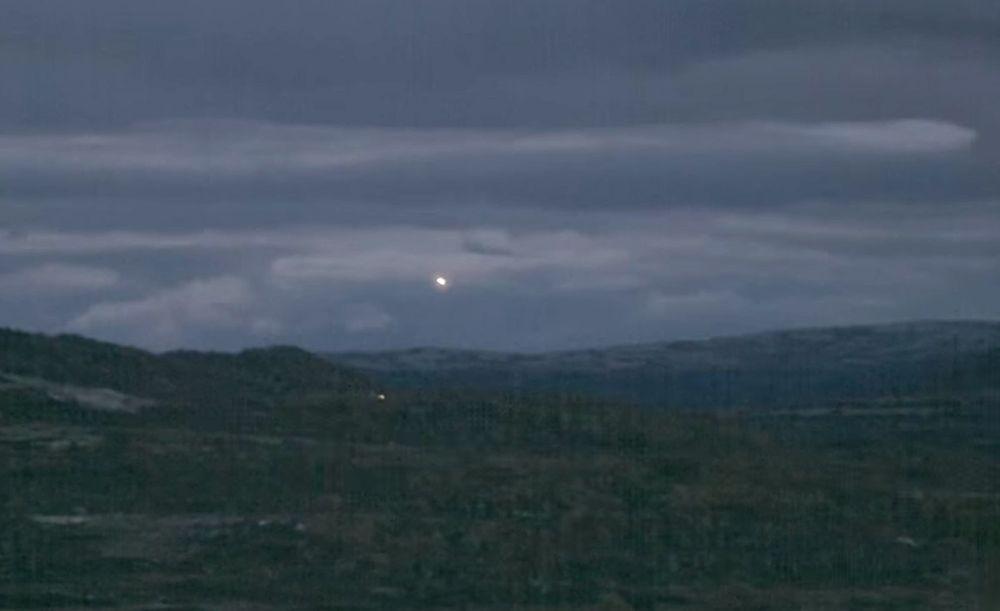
(5, 316), (1000, 357)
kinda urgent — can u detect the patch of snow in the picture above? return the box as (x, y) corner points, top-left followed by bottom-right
(1, 372), (156, 413)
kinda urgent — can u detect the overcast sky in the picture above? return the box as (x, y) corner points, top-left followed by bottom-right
(2, 0), (999, 352)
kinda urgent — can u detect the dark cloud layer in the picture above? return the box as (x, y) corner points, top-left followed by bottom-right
(3, 1), (999, 129)
(0, 1), (998, 350)
(0, 120), (990, 221)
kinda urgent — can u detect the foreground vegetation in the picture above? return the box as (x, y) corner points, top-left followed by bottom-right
(3, 384), (999, 609)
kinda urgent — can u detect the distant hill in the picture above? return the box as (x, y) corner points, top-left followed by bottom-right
(2, 321), (997, 415)
(327, 321), (1000, 408)
(0, 328), (372, 416)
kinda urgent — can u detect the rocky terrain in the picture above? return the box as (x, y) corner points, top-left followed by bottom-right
(2, 323), (999, 609)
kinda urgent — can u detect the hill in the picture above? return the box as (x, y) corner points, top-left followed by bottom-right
(2, 322), (1000, 608)
(0, 327), (372, 416)
(328, 320), (1000, 407)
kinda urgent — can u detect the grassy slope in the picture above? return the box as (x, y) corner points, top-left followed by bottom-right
(1, 325), (999, 608)
(2, 387), (1000, 609)
(0, 327), (372, 409)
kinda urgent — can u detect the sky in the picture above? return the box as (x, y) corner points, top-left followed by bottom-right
(1, 0), (999, 352)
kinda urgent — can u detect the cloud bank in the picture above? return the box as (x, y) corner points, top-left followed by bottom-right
(1, 1), (998, 350)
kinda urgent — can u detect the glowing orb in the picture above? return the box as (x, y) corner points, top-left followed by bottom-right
(435, 276), (449, 287)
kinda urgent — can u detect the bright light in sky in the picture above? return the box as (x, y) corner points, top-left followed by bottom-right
(435, 276), (449, 288)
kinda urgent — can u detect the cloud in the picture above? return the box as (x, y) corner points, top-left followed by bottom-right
(341, 304), (394, 334)
(68, 276), (256, 349)
(0, 198), (986, 351)
(0, 119), (975, 175)
(716, 201), (1000, 260)
(461, 230), (516, 256)
(268, 227), (628, 287)
(0, 228), (306, 256)
(645, 290), (745, 317)
(1, 2), (999, 350)
(2, 1), (997, 130)
(0, 263), (120, 295)
(0, 118), (989, 219)
(763, 120), (976, 154)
